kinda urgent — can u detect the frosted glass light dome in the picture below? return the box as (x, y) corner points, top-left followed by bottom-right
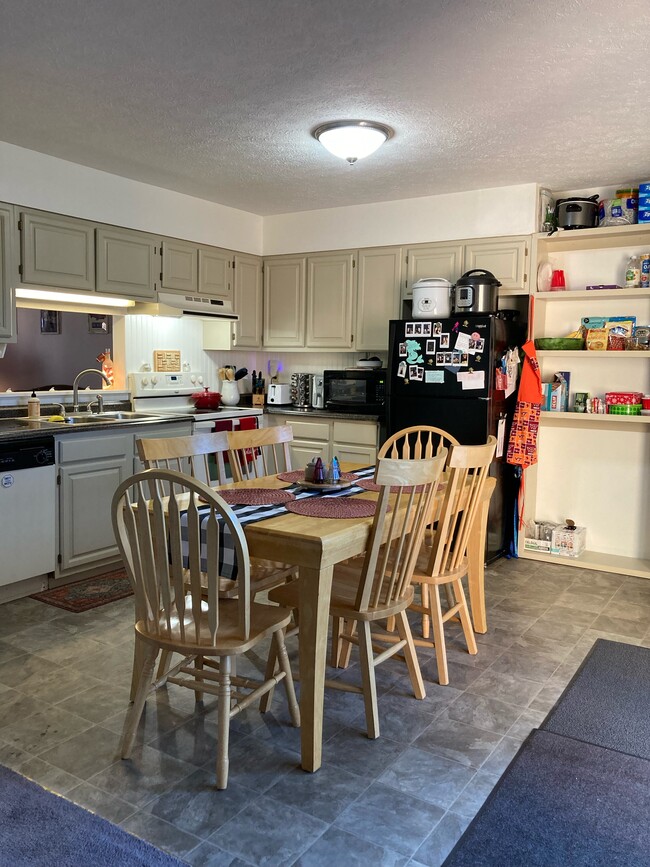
(312, 121), (393, 164)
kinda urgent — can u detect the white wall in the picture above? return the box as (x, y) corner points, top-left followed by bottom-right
(263, 183), (538, 255)
(0, 141), (263, 254)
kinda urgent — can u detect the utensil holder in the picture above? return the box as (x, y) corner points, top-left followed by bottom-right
(221, 380), (240, 406)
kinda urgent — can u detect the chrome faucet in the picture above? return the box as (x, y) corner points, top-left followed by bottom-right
(87, 394), (105, 414)
(72, 369), (111, 412)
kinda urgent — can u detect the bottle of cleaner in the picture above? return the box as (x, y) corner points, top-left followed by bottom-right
(625, 254), (641, 288)
(27, 391), (40, 419)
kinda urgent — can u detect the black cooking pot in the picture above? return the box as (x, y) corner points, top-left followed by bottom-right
(554, 195), (599, 230)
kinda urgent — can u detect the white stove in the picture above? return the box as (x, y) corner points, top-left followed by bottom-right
(129, 371), (262, 430)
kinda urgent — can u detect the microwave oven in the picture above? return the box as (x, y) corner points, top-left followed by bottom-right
(323, 369), (386, 414)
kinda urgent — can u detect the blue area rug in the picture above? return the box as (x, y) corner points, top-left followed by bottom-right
(0, 764), (187, 867)
(443, 728), (650, 867)
(542, 638), (650, 760)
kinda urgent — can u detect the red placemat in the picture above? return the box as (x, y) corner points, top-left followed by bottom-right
(357, 478), (426, 493)
(285, 498), (378, 518)
(276, 469), (359, 483)
(216, 488), (296, 506)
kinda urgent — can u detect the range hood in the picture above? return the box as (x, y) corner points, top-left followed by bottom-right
(131, 292), (239, 320)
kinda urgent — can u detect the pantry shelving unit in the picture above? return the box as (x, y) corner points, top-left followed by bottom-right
(522, 223), (650, 579)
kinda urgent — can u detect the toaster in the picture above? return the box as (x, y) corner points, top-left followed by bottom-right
(267, 383), (292, 405)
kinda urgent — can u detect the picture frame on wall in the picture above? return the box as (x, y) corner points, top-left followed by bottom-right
(88, 314), (111, 334)
(40, 310), (60, 334)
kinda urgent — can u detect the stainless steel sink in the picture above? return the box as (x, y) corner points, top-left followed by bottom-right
(93, 411), (164, 421)
(45, 414), (120, 425)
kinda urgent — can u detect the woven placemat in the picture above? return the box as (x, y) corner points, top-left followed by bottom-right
(217, 488), (296, 506)
(357, 478), (426, 493)
(285, 497), (378, 518)
(276, 469), (359, 483)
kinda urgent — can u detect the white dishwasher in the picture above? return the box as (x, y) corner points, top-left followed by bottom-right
(0, 437), (56, 587)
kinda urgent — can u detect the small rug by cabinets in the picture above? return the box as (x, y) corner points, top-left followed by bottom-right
(30, 568), (133, 613)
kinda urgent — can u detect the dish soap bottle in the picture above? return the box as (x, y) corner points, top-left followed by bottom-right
(27, 391), (40, 419)
(97, 349), (114, 387)
(625, 254), (641, 288)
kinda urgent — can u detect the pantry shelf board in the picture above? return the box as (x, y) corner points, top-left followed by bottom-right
(533, 288), (650, 302)
(537, 350), (650, 359)
(498, 287), (529, 297)
(534, 223), (650, 251)
(519, 548), (650, 580)
(540, 411), (650, 427)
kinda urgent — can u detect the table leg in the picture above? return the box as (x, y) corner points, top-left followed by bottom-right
(467, 479), (495, 635)
(298, 564), (334, 772)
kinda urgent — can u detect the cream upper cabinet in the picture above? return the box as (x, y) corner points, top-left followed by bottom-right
(20, 210), (95, 291)
(199, 246), (233, 301)
(403, 243), (464, 299)
(233, 253), (263, 349)
(306, 252), (355, 349)
(263, 256), (306, 347)
(161, 239), (198, 293)
(355, 246), (401, 351)
(95, 227), (158, 299)
(0, 204), (16, 341)
(463, 236), (529, 291)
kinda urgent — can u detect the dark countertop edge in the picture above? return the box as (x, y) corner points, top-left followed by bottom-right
(264, 406), (382, 422)
(0, 414), (193, 443)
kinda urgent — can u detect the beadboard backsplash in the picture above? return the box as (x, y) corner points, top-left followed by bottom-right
(118, 315), (386, 391)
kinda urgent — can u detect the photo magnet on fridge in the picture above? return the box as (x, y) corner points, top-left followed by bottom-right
(436, 352), (445, 365)
(433, 322), (442, 335)
(421, 322), (432, 337)
(439, 333), (450, 349)
(398, 342), (407, 357)
(409, 366), (424, 381)
(425, 339), (436, 355)
(397, 360), (407, 378)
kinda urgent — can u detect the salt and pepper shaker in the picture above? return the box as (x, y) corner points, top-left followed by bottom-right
(331, 456), (341, 482)
(305, 457), (317, 482)
(313, 457), (325, 484)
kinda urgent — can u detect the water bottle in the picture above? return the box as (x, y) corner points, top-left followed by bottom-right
(625, 254), (641, 288)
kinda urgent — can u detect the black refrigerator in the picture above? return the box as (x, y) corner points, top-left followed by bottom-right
(386, 314), (522, 562)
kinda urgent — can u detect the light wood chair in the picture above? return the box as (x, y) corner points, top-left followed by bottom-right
(136, 430), (296, 597)
(265, 451), (447, 738)
(227, 424), (293, 482)
(378, 425), (460, 641)
(409, 436), (497, 686)
(135, 431), (298, 693)
(112, 468), (300, 790)
(379, 424), (459, 462)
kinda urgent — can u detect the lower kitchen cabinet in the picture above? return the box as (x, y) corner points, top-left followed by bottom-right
(266, 414), (378, 469)
(55, 421), (191, 579)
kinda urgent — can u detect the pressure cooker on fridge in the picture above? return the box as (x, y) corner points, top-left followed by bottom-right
(452, 269), (502, 314)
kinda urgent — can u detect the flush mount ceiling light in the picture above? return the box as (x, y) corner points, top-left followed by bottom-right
(312, 120), (393, 164)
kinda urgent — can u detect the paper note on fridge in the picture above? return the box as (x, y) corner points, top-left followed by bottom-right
(457, 371), (485, 390)
(454, 332), (471, 352)
(425, 370), (444, 384)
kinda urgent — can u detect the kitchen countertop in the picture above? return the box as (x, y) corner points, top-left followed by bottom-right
(265, 406), (382, 423)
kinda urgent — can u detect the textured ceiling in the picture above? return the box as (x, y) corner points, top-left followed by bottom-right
(1, 0), (649, 215)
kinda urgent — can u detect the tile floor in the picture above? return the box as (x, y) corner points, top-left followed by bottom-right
(1, 557), (650, 866)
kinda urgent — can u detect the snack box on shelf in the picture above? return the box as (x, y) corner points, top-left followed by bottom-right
(551, 524), (587, 558)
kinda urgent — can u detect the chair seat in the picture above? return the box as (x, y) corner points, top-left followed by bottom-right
(251, 558), (296, 593)
(269, 562), (414, 622)
(411, 549), (469, 586)
(136, 598), (294, 655)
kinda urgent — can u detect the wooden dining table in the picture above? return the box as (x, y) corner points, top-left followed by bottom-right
(211, 461), (494, 773)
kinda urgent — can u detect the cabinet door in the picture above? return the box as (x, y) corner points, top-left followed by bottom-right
(0, 204), (15, 340)
(58, 453), (132, 574)
(161, 240), (198, 293)
(291, 440), (330, 468)
(404, 244), (463, 299)
(21, 211), (95, 291)
(233, 254), (263, 348)
(263, 257), (306, 347)
(306, 252), (355, 349)
(199, 247), (233, 301)
(463, 237), (528, 290)
(356, 247), (401, 351)
(332, 443), (377, 465)
(96, 228), (158, 299)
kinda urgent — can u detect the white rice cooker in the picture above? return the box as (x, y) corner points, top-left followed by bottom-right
(411, 277), (452, 319)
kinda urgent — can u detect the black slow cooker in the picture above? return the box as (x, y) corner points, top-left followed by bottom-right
(554, 195), (599, 230)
